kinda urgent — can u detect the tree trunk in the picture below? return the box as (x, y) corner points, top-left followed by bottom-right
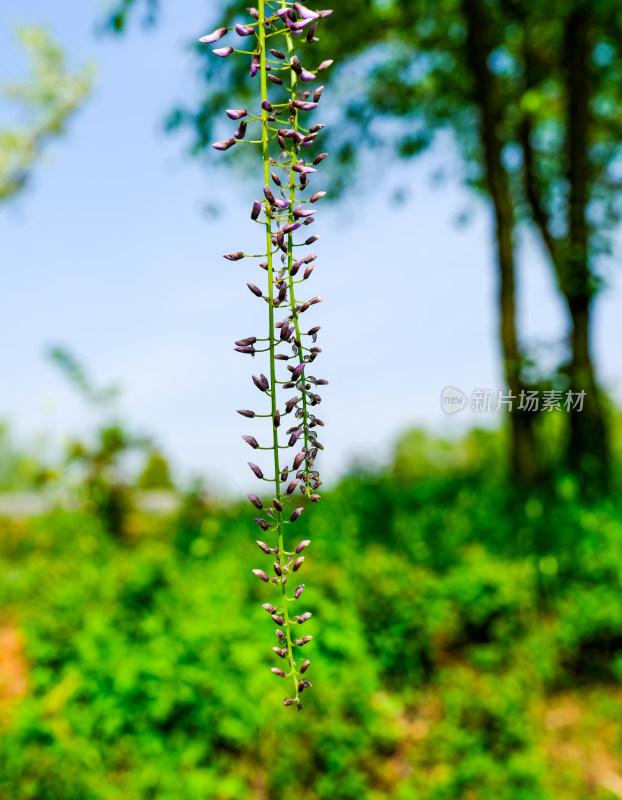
(564, 12), (609, 489)
(462, 0), (539, 483)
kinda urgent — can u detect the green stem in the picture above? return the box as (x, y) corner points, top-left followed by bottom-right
(259, 0), (300, 706)
(282, 9), (313, 486)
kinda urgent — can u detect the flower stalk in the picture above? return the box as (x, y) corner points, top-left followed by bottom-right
(200, 0), (332, 710)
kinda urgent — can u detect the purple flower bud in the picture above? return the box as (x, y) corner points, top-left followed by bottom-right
(237, 409), (255, 418)
(285, 396), (298, 413)
(313, 86), (324, 103)
(235, 23), (254, 36)
(236, 337), (257, 348)
(235, 345), (255, 354)
(224, 251), (244, 261)
(294, 584), (305, 600)
(300, 69), (316, 82)
(317, 9), (333, 17)
(235, 121), (247, 140)
(256, 518), (272, 532)
(261, 100), (274, 112)
(318, 60), (334, 71)
(277, 134), (287, 149)
(305, 235), (320, 245)
(268, 74), (284, 85)
(303, 266), (314, 280)
(257, 541), (271, 553)
(274, 198), (290, 209)
(286, 479), (300, 495)
(292, 18), (315, 31)
(292, 100), (318, 111)
(253, 569), (269, 582)
(273, 498), (283, 513)
(213, 46), (234, 57)
(295, 2), (320, 17)
(293, 206), (315, 218)
(293, 164), (317, 175)
(199, 27), (227, 43)
(250, 53), (260, 77)
(290, 508), (304, 522)
(263, 602), (277, 613)
(251, 201), (262, 220)
(264, 185), (275, 204)
(283, 698), (296, 706)
(273, 647), (287, 658)
(293, 556), (305, 571)
(292, 363), (305, 380)
(309, 123), (325, 133)
(252, 374), (269, 391)
(213, 138), (237, 151)
(242, 435), (259, 449)
(270, 48), (286, 59)
(300, 658), (310, 673)
(273, 561), (282, 576)
(297, 612), (312, 623)
(249, 462), (264, 479)
(247, 282), (263, 297)
(306, 23), (318, 42)
(293, 635), (312, 645)
(288, 430), (301, 447)
(295, 540), (311, 553)
(271, 667), (286, 677)
(309, 192), (326, 205)
(312, 153), (328, 165)
(293, 451), (306, 470)
(226, 108), (248, 120)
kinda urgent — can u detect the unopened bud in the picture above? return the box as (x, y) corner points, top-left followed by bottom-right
(271, 667), (286, 677)
(248, 462), (264, 479)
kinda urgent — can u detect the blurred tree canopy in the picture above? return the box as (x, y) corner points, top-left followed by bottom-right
(0, 26), (92, 204)
(106, 0), (621, 491)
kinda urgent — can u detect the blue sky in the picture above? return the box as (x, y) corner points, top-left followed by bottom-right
(1, 1), (621, 494)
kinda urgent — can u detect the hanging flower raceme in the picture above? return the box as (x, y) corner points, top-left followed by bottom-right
(200, 0), (332, 712)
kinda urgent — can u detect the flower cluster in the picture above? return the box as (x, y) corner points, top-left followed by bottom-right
(200, 1), (332, 710)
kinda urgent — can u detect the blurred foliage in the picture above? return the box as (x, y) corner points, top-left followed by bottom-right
(0, 423), (53, 492)
(0, 26), (92, 203)
(2, 422), (622, 797)
(137, 450), (174, 490)
(48, 347), (173, 537)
